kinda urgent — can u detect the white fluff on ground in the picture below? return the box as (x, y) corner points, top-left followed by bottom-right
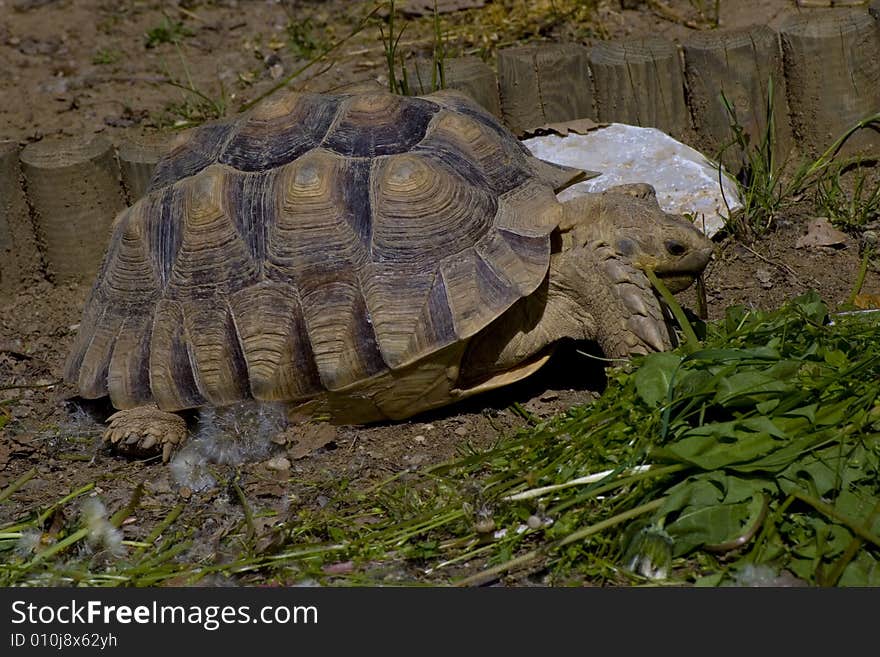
(170, 402), (288, 490)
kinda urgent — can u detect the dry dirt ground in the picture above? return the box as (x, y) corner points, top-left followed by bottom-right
(1, 0), (879, 585)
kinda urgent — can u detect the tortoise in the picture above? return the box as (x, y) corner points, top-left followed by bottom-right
(64, 87), (713, 462)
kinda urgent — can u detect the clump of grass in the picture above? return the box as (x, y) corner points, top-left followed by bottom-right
(384, 0), (599, 94)
(466, 0), (600, 50)
(814, 160), (880, 233)
(378, 0), (411, 95)
(720, 77), (880, 240)
(145, 15), (192, 49)
(92, 48), (121, 65)
(156, 86), (227, 129)
(156, 46), (228, 128)
(145, 13), (226, 129)
(718, 78), (788, 237)
(409, 1), (448, 94)
(238, 4), (383, 113)
(378, 0), (448, 95)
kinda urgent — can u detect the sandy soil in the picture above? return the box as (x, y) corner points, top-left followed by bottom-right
(1, 0), (879, 585)
(0, 0), (814, 142)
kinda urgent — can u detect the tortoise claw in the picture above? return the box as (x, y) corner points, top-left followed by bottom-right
(103, 405), (188, 463)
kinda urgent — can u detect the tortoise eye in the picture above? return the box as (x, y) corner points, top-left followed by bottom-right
(665, 240), (687, 257)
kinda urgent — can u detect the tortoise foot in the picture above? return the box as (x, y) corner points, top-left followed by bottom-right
(104, 405), (188, 463)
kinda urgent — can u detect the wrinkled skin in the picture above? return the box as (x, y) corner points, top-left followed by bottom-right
(460, 183), (714, 387)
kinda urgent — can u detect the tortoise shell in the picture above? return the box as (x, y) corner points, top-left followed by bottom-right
(65, 88), (584, 412)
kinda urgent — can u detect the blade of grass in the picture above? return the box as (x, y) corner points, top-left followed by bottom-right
(0, 468), (36, 504)
(845, 247), (872, 308)
(241, 5), (383, 112)
(646, 269), (700, 351)
(36, 483), (96, 526)
(790, 490), (880, 549)
(25, 528), (89, 568)
(109, 483), (144, 528)
(454, 498), (666, 587)
(132, 503), (185, 561)
(232, 481), (256, 542)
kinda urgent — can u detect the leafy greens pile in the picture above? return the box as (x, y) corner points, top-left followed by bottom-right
(410, 291), (880, 586)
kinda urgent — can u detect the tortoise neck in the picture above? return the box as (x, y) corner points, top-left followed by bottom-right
(456, 271), (598, 390)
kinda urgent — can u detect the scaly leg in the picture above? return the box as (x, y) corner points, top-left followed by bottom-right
(104, 405), (188, 463)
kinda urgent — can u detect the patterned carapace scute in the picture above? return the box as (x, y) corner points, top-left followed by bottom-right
(66, 89), (579, 411)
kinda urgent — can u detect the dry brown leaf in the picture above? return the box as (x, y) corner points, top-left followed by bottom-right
(286, 423), (338, 460)
(795, 217), (848, 250)
(247, 479), (288, 498)
(853, 293), (880, 310)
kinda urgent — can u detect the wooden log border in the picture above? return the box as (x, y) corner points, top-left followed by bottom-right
(682, 25), (792, 172)
(2, 6), (880, 296)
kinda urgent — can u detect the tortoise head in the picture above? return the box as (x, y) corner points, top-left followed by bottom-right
(558, 183), (714, 293)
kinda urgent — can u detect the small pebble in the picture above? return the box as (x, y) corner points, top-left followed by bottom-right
(266, 455), (291, 471)
(474, 517), (495, 534)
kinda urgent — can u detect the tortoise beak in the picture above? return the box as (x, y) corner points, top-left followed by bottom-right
(653, 241), (714, 293)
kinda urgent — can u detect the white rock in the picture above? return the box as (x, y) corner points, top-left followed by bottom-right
(266, 455), (292, 471)
(523, 123), (742, 237)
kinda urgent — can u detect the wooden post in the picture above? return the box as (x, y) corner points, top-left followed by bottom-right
(117, 132), (171, 203)
(20, 135), (126, 284)
(779, 9), (880, 158)
(407, 56), (501, 118)
(588, 37), (689, 139)
(683, 25), (793, 173)
(0, 141), (43, 295)
(496, 43), (594, 136)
